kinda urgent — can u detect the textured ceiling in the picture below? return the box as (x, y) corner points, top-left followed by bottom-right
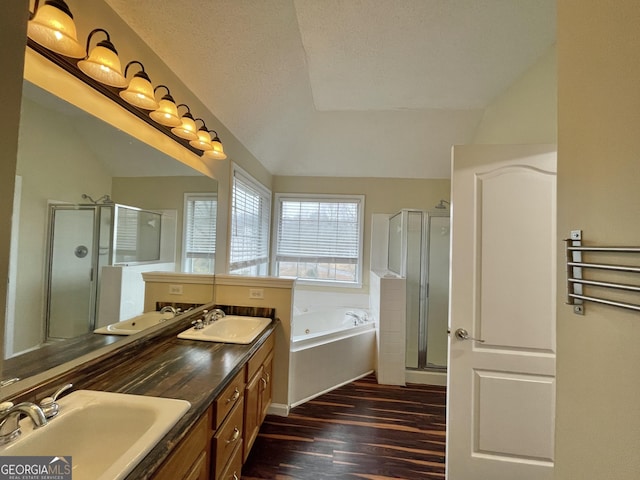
(104, 0), (556, 179)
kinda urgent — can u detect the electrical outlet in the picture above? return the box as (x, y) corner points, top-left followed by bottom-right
(249, 288), (264, 299)
(169, 284), (183, 295)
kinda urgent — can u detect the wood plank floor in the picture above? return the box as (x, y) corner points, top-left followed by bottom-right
(242, 373), (446, 479)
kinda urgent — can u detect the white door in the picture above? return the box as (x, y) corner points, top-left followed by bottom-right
(446, 144), (557, 480)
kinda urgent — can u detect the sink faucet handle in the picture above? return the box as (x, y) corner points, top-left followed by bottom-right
(39, 383), (73, 419)
(192, 318), (204, 330)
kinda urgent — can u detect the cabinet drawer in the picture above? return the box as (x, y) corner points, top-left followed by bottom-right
(218, 441), (242, 480)
(213, 397), (244, 479)
(213, 369), (245, 429)
(246, 333), (274, 381)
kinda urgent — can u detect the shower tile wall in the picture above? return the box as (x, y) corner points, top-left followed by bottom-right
(371, 270), (406, 385)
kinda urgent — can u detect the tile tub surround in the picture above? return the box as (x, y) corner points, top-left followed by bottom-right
(2, 306), (279, 480)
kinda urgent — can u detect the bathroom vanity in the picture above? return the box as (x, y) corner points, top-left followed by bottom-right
(5, 307), (277, 480)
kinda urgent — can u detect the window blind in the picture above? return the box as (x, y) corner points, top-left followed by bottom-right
(275, 196), (363, 283)
(183, 194), (216, 273)
(230, 167), (271, 274)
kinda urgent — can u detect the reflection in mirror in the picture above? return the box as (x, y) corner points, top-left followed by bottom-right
(3, 80), (217, 381)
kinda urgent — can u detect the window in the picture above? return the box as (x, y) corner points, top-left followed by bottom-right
(274, 194), (364, 285)
(183, 193), (217, 273)
(230, 165), (271, 276)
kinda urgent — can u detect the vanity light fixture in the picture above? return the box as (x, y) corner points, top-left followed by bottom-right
(149, 85), (182, 127)
(119, 61), (159, 110)
(171, 104), (198, 141)
(189, 119), (214, 151)
(203, 131), (227, 160)
(27, 0), (85, 58)
(25, 6), (230, 158)
(77, 28), (127, 88)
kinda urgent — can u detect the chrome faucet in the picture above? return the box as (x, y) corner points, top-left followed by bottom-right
(203, 308), (225, 325)
(0, 401), (47, 445)
(346, 311), (366, 325)
(160, 305), (179, 315)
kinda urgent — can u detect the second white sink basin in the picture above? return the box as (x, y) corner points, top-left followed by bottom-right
(178, 315), (272, 344)
(94, 311), (175, 336)
(0, 390), (190, 480)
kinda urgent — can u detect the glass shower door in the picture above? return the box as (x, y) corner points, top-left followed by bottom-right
(47, 206), (97, 339)
(425, 215), (450, 368)
(405, 211), (426, 369)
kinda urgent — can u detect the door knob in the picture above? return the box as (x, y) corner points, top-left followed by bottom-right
(454, 328), (485, 343)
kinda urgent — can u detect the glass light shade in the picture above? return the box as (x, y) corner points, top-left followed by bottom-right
(189, 129), (213, 151)
(119, 75), (159, 110)
(27, 1), (85, 58)
(171, 116), (198, 140)
(149, 98), (182, 127)
(78, 45), (127, 87)
(203, 148), (227, 160)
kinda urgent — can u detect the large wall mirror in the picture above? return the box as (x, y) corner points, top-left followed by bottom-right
(3, 57), (218, 386)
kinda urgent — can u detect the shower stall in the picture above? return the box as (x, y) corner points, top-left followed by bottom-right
(388, 209), (450, 372)
(46, 203), (163, 340)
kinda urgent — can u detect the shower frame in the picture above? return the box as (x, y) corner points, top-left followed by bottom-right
(388, 209), (450, 372)
(44, 204), (113, 340)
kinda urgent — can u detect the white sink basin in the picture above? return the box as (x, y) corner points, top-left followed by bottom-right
(0, 390), (190, 480)
(177, 315), (272, 344)
(94, 311), (175, 336)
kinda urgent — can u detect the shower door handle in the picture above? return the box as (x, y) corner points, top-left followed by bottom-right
(454, 328), (485, 343)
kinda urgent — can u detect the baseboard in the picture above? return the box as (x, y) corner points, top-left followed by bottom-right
(267, 403), (290, 417)
(289, 370), (374, 409)
(405, 369), (447, 386)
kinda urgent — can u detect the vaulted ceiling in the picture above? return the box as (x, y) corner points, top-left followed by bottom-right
(105, 0), (556, 179)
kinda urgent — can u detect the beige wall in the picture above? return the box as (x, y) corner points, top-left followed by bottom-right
(473, 45), (557, 145)
(556, 1), (640, 478)
(272, 175), (451, 294)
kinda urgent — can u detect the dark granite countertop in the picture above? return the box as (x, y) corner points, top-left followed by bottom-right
(5, 309), (278, 480)
(111, 323), (277, 480)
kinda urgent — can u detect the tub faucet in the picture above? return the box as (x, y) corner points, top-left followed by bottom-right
(346, 311), (364, 325)
(0, 401), (47, 445)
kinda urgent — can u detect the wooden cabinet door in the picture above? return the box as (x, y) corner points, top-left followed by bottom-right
(184, 451), (209, 480)
(152, 409), (211, 480)
(259, 352), (274, 425)
(243, 364), (263, 462)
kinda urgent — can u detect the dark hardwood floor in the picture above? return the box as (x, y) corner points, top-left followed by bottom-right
(243, 373), (446, 479)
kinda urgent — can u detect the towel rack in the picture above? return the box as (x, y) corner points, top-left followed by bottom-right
(566, 230), (640, 314)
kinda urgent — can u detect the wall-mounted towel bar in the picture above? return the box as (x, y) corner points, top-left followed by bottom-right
(566, 230), (640, 314)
